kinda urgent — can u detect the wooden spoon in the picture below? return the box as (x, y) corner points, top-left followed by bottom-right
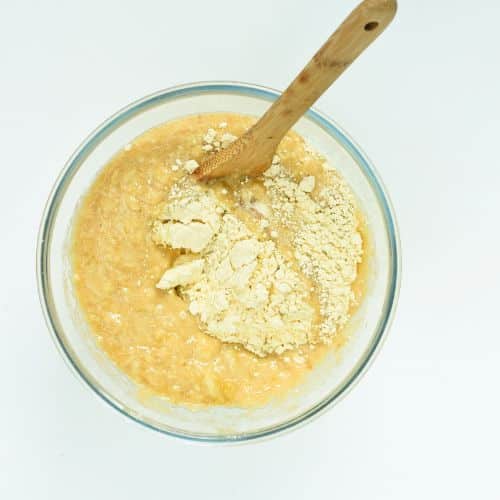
(194, 0), (397, 181)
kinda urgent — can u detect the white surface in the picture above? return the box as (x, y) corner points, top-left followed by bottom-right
(1, 0), (499, 498)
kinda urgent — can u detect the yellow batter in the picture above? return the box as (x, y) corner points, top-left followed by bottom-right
(72, 113), (366, 407)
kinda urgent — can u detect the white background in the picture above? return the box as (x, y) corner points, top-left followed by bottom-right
(1, 1), (499, 498)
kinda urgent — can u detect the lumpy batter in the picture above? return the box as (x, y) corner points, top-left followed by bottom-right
(72, 113), (367, 407)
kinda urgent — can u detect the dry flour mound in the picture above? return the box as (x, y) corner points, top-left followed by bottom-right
(152, 132), (363, 357)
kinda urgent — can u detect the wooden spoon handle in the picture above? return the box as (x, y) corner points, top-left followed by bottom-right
(252, 0), (397, 144)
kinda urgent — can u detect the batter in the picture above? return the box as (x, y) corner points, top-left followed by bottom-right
(71, 113), (367, 407)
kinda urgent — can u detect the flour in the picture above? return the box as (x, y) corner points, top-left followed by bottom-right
(201, 127), (237, 152)
(152, 187), (220, 252)
(156, 259), (204, 289)
(152, 128), (363, 356)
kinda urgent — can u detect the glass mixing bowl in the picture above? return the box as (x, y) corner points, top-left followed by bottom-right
(37, 81), (401, 443)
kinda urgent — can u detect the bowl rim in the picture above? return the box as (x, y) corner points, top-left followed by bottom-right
(37, 80), (401, 444)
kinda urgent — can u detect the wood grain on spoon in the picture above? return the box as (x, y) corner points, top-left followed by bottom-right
(194, 0), (397, 181)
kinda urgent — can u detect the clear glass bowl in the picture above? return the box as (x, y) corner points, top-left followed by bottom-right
(37, 82), (401, 443)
